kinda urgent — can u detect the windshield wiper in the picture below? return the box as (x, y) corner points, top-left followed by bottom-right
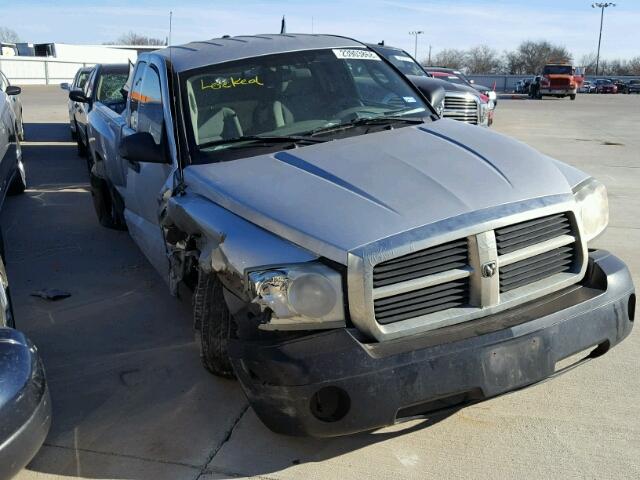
(199, 135), (324, 150)
(308, 116), (426, 137)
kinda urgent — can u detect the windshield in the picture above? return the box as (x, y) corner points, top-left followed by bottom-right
(429, 71), (469, 86)
(96, 73), (128, 103)
(374, 47), (428, 77)
(543, 65), (573, 75)
(181, 48), (429, 163)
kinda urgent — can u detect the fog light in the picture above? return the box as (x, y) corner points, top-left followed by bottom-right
(310, 386), (350, 422)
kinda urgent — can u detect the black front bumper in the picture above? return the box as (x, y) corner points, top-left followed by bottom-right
(230, 251), (635, 437)
(0, 328), (51, 479)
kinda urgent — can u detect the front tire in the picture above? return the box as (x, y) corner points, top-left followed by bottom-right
(570, 94), (576, 100)
(7, 136), (25, 196)
(193, 271), (235, 378)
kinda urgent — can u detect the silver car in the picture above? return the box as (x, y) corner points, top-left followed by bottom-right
(61, 66), (93, 140)
(0, 73), (25, 198)
(88, 35), (635, 437)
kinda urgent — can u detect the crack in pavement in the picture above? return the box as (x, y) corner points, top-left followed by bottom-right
(42, 442), (200, 470)
(195, 404), (250, 480)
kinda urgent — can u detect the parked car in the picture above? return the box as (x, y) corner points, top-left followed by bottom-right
(611, 79), (629, 94)
(536, 64), (578, 100)
(0, 70), (24, 141)
(369, 44), (492, 126)
(0, 112), (50, 477)
(60, 66), (93, 140)
(87, 34), (634, 437)
(594, 78), (617, 94)
(628, 79), (640, 94)
(579, 80), (596, 93)
(68, 64), (129, 165)
(424, 66), (498, 105)
(0, 79), (26, 198)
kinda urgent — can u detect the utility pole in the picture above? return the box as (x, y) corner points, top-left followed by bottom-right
(591, 2), (616, 76)
(428, 44), (432, 66)
(409, 31), (424, 60)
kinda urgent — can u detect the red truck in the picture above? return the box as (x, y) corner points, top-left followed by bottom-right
(538, 63), (579, 100)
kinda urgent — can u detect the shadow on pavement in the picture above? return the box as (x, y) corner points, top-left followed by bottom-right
(6, 121), (454, 480)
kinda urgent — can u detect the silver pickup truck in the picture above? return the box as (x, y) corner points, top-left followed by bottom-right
(87, 34), (635, 437)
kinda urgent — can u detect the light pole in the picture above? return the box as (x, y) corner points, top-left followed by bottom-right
(409, 31), (424, 60)
(592, 2), (616, 76)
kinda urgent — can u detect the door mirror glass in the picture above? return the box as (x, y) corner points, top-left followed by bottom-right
(5, 86), (21, 96)
(119, 131), (167, 164)
(69, 89), (88, 103)
(60, 82), (70, 91)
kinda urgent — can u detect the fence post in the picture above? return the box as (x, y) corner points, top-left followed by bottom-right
(44, 60), (49, 85)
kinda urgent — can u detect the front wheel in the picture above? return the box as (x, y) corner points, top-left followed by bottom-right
(570, 94), (576, 100)
(76, 126), (87, 157)
(193, 271), (235, 378)
(7, 136), (25, 196)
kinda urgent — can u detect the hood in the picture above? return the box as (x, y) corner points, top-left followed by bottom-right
(184, 119), (584, 263)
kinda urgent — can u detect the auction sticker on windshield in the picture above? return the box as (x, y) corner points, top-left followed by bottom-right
(333, 49), (381, 61)
(394, 55), (414, 63)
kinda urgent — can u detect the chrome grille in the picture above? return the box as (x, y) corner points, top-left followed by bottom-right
(443, 94), (479, 124)
(495, 213), (573, 255)
(373, 239), (468, 288)
(366, 210), (583, 330)
(374, 280), (469, 324)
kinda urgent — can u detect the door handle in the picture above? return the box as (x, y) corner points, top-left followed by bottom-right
(128, 159), (140, 173)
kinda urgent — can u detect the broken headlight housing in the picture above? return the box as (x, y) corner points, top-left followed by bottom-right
(573, 177), (609, 242)
(247, 263), (345, 330)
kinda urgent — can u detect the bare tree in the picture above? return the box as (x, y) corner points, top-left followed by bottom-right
(628, 57), (640, 75)
(428, 48), (466, 69)
(465, 45), (501, 74)
(106, 32), (166, 46)
(507, 40), (572, 74)
(0, 26), (20, 43)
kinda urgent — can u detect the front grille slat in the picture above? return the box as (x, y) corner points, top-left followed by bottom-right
(500, 246), (573, 280)
(443, 95), (478, 124)
(373, 239), (469, 288)
(374, 280), (469, 324)
(499, 245), (576, 293)
(495, 213), (572, 255)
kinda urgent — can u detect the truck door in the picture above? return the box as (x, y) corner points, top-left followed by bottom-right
(122, 59), (177, 277)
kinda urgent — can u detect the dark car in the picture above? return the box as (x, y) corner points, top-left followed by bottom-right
(69, 63), (129, 162)
(611, 79), (629, 94)
(60, 66), (93, 140)
(628, 79), (640, 94)
(594, 78), (617, 94)
(369, 44), (492, 126)
(424, 66), (497, 105)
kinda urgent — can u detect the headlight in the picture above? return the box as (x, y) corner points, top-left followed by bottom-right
(434, 98), (445, 117)
(248, 263), (345, 330)
(487, 90), (497, 101)
(479, 101), (489, 125)
(573, 177), (609, 242)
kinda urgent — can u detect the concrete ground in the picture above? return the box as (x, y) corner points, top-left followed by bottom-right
(4, 87), (639, 480)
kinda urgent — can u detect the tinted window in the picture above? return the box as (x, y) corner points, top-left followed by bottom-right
(543, 65), (573, 75)
(375, 48), (427, 77)
(133, 66), (163, 145)
(76, 71), (91, 89)
(84, 69), (97, 97)
(96, 72), (128, 103)
(128, 62), (147, 130)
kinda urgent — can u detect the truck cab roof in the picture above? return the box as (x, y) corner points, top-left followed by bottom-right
(154, 34), (366, 73)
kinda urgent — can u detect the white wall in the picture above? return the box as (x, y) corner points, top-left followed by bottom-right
(0, 57), (91, 85)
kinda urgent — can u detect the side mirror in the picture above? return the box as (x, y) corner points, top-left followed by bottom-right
(5, 86), (21, 96)
(60, 82), (70, 91)
(69, 89), (88, 103)
(119, 131), (167, 164)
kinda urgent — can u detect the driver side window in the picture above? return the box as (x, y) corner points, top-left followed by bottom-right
(132, 65), (164, 146)
(128, 62), (147, 131)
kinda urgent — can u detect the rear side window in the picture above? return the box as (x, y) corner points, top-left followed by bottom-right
(96, 72), (128, 103)
(132, 66), (163, 145)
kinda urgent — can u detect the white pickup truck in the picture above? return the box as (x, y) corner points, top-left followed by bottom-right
(84, 34), (635, 437)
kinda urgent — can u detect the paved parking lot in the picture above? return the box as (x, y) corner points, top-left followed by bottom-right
(5, 87), (639, 480)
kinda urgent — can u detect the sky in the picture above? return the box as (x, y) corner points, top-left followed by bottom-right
(5, 0), (640, 62)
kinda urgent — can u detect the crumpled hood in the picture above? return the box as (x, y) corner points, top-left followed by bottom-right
(184, 119), (585, 263)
